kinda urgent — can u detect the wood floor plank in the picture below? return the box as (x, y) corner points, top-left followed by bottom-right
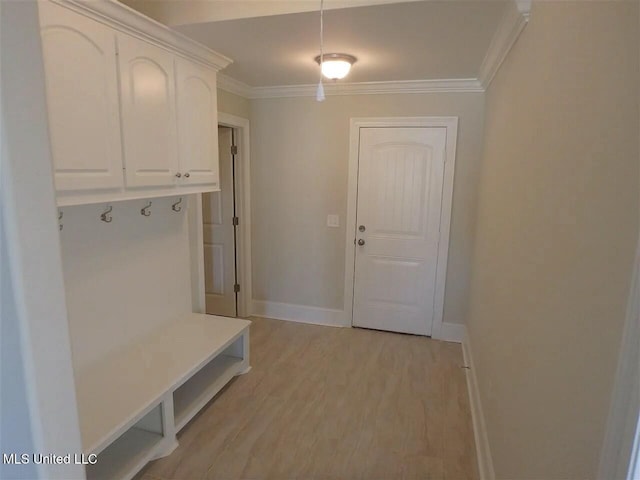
(137, 317), (478, 480)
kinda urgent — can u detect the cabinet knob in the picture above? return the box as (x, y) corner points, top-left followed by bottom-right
(175, 172), (182, 178)
(184, 173), (190, 178)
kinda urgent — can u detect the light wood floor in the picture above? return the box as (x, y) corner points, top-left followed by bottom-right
(138, 317), (478, 480)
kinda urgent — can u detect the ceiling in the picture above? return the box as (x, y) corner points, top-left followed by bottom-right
(123, 0), (508, 88)
(120, 0), (428, 26)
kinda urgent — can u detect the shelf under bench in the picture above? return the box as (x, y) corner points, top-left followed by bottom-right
(74, 313), (251, 479)
(173, 353), (244, 431)
(85, 425), (163, 480)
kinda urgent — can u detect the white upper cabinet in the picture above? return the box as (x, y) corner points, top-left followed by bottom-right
(39, 1), (124, 192)
(118, 34), (179, 188)
(176, 60), (220, 187)
(37, 0), (232, 206)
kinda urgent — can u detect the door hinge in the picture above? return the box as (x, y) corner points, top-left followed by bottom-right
(234, 283), (240, 293)
(232, 216), (239, 226)
(230, 145), (238, 155)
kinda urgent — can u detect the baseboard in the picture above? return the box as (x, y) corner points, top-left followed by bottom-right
(462, 330), (496, 480)
(433, 321), (466, 343)
(251, 300), (346, 327)
(251, 303), (465, 338)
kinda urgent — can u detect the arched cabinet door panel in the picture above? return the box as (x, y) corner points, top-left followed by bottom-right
(176, 59), (220, 187)
(117, 33), (179, 188)
(39, 1), (124, 192)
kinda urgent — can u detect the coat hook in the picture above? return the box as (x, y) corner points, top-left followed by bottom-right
(141, 201), (152, 217)
(101, 205), (113, 223)
(171, 197), (183, 213)
(58, 210), (63, 231)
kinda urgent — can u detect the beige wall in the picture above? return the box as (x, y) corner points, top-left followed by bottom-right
(466, 2), (639, 478)
(250, 92), (485, 324)
(217, 88), (251, 119)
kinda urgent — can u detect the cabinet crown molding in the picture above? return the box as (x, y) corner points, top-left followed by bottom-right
(52, 0), (233, 71)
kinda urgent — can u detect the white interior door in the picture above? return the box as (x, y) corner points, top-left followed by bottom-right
(352, 127), (447, 336)
(202, 127), (236, 317)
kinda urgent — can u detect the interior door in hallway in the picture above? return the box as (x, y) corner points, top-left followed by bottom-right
(352, 127), (447, 335)
(202, 127), (237, 317)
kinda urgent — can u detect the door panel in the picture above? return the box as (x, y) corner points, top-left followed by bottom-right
(202, 127), (236, 317)
(118, 34), (178, 188)
(352, 127), (446, 335)
(39, 1), (123, 191)
(176, 60), (219, 186)
(204, 243), (224, 295)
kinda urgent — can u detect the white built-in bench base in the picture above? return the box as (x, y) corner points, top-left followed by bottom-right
(74, 314), (251, 480)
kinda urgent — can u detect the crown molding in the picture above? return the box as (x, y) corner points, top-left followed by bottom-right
(252, 79), (484, 98)
(515, 0), (532, 21)
(54, 0), (232, 71)
(217, 76), (484, 99)
(217, 74), (254, 98)
(477, 0), (531, 89)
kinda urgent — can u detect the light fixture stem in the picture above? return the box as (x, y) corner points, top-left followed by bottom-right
(319, 0), (324, 83)
(316, 0), (325, 102)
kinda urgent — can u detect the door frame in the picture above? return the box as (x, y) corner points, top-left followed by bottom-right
(343, 117), (458, 339)
(190, 112), (252, 318)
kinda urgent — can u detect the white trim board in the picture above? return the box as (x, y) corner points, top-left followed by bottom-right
(188, 195), (206, 314)
(251, 300), (345, 328)
(1, 2), (84, 477)
(251, 298), (466, 343)
(598, 239), (640, 479)
(343, 116), (458, 342)
(54, 0), (232, 71)
(217, 74), (483, 99)
(218, 112), (253, 319)
(189, 112), (252, 318)
(477, 0), (531, 89)
(437, 322), (466, 343)
(217, 74), (254, 99)
(462, 330), (496, 480)
(250, 78), (483, 99)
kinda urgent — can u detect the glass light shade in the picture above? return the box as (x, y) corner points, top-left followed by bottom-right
(321, 60), (352, 79)
(314, 54), (357, 80)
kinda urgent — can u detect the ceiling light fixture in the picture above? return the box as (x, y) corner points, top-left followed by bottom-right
(315, 53), (357, 80)
(315, 0), (357, 100)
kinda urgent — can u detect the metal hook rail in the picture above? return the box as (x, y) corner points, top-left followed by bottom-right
(172, 197), (183, 213)
(101, 205), (113, 223)
(141, 201), (152, 217)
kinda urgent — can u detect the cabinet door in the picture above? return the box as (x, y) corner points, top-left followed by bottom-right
(117, 34), (179, 188)
(39, 1), (123, 192)
(176, 60), (220, 187)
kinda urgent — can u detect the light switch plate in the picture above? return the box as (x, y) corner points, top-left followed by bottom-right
(327, 214), (340, 228)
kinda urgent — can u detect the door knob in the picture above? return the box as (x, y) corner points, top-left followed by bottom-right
(359, 225), (366, 232)
(358, 239), (365, 246)
(175, 172), (182, 178)
(184, 173), (190, 178)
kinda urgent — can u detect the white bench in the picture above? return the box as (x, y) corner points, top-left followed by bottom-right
(74, 314), (251, 480)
